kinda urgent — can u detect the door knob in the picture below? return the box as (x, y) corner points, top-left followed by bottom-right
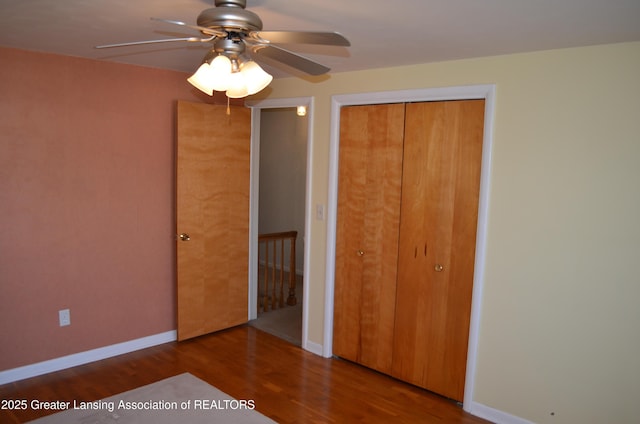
(357, 249), (365, 256)
(179, 233), (191, 241)
(434, 264), (443, 272)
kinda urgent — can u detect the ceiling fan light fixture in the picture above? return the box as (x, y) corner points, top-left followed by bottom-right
(98, 0), (349, 97)
(188, 53), (271, 98)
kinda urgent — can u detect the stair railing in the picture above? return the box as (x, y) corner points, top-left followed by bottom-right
(257, 231), (297, 313)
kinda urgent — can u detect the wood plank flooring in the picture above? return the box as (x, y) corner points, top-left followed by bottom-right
(0, 326), (490, 423)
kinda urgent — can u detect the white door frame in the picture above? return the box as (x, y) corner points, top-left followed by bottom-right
(245, 96), (314, 350)
(323, 85), (496, 410)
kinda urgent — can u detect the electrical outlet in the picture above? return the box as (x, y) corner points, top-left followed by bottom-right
(59, 309), (71, 327)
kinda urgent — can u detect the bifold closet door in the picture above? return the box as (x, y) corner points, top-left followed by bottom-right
(333, 103), (405, 374)
(392, 100), (485, 402)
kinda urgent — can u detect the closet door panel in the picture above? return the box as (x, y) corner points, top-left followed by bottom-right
(333, 104), (405, 373)
(446, 100), (485, 398)
(392, 100), (484, 401)
(393, 101), (452, 392)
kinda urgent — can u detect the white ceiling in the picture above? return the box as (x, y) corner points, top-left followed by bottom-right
(1, 0), (639, 79)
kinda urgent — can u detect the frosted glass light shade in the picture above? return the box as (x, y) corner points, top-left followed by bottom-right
(225, 71), (249, 98)
(187, 55), (233, 95)
(240, 61), (273, 95)
(208, 55), (233, 91)
(187, 63), (214, 95)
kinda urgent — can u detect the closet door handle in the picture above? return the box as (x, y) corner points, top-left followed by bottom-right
(357, 249), (365, 256)
(434, 264), (443, 272)
(414, 244), (427, 258)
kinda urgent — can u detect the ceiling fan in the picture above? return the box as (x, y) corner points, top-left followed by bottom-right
(96, 0), (350, 97)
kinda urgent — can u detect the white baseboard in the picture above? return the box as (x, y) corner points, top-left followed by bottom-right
(0, 330), (177, 385)
(466, 401), (534, 424)
(303, 339), (324, 357)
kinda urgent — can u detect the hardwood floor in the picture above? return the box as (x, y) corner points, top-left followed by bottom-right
(0, 326), (490, 423)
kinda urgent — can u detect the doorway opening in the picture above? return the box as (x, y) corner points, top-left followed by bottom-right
(247, 98), (313, 347)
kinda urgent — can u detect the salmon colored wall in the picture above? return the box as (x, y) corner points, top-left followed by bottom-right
(0, 47), (230, 371)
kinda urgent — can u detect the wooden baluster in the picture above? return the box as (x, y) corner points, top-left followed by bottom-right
(271, 239), (277, 310)
(257, 239), (261, 313)
(287, 232), (297, 306)
(264, 239), (269, 312)
(279, 238), (285, 307)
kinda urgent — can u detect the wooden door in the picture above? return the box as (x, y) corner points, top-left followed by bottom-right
(392, 100), (485, 401)
(333, 103), (405, 373)
(176, 101), (251, 341)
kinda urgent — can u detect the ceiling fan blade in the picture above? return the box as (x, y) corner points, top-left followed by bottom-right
(251, 44), (330, 76)
(95, 35), (216, 49)
(250, 31), (350, 46)
(151, 17), (227, 37)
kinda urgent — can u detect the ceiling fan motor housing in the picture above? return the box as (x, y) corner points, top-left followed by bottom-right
(197, 0), (263, 32)
(214, 38), (246, 58)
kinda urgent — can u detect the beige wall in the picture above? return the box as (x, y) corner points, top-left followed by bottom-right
(252, 41), (640, 423)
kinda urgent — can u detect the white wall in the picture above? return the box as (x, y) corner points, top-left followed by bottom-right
(251, 41), (640, 423)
